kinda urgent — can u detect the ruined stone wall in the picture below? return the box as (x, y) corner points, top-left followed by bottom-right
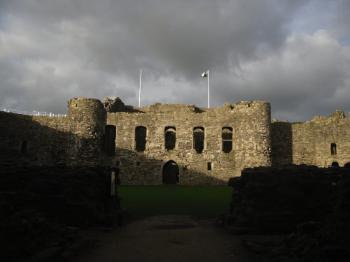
(227, 165), (347, 234)
(272, 111), (350, 167)
(0, 165), (121, 261)
(107, 101), (271, 185)
(0, 111), (71, 166)
(226, 165), (350, 262)
(0, 98), (107, 167)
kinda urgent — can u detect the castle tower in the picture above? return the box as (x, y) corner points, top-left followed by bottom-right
(67, 98), (106, 166)
(233, 101), (272, 171)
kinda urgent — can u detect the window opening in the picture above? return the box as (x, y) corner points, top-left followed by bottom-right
(135, 126), (147, 152)
(165, 126), (176, 150)
(331, 143), (337, 155)
(222, 127), (233, 153)
(207, 162), (212, 171)
(193, 127), (204, 153)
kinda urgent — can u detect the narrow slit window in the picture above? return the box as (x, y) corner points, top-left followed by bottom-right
(165, 126), (176, 150)
(222, 127), (233, 153)
(207, 162), (212, 171)
(193, 127), (204, 153)
(104, 125), (116, 156)
(135, 126), (147, 152)
(331, 143), (337, 155)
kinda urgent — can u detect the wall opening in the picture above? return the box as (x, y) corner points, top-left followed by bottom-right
(20, 141), (28, 154)
(135, 126), (147, 152)
(207, 162), (212, 171)
(164, 126), (176, 150)
(344, 162), (350, 168)
(331, 143), (337, 155)
(222, 127), (233, 153)
(162, 160), (179, 184)
(104, 125), (116, 156)
(193, 127), (204, 153)
(331, 161), (339, 167)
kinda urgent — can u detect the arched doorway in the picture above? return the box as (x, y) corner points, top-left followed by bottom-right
(331, 161), (339, 168)
(162, 160), (179, 184)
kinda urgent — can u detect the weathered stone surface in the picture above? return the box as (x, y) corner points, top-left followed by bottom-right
(272, 111), (350, 168)
(103, 97), (139, 113)
(0, 98), (107, 167)
(103, 97), (127, 112)
(108, 101), (272, 185)
(1, 96), (350, 185)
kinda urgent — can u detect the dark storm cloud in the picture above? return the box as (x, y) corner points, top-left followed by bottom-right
(0, 0), (350, 120)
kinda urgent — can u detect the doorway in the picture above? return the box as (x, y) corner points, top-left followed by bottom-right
(162, 160), (179, 184)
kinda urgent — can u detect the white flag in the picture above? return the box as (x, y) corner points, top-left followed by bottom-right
(201, 71), (208, 77)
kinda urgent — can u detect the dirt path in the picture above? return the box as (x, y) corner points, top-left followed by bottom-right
(76, 215), (261, 262)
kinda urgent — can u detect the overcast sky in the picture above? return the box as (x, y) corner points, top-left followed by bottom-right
(1, 0), (350, 121)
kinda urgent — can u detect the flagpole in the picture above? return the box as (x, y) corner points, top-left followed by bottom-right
(207, 70), (210, 108)
(138, 69), (143, 108)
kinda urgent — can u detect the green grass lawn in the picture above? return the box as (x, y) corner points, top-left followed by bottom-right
(118, 186), (232, 219)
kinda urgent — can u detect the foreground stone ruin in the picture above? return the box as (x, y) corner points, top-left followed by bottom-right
(0, 165), (122, 261)
(227, 165), (350, 261)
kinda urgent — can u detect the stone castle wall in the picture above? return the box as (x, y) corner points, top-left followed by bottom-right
(2, 96), (350, 185)
(0, 98), (107, 167)
(272, 111), (350, 167)
(0, 111), (70, 166)
(107, 101), (271, 185)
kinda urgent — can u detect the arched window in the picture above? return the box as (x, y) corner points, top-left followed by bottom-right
(331, 143), (337, 155)
(104, 125), (116, 156)
(165, 126), (176, 150)
(193, 127), (204, 153)
(222, 127), (233, 153)
(135, 126), (147, 152)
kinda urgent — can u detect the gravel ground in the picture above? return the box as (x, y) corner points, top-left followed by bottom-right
(75, 215), (262, 262)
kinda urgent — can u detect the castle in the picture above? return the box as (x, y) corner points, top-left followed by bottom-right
(1, 97), (349, 185)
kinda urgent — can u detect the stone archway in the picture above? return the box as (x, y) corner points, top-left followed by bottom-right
(331, 161), (339, 167)
(162, 160), (179, 184)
